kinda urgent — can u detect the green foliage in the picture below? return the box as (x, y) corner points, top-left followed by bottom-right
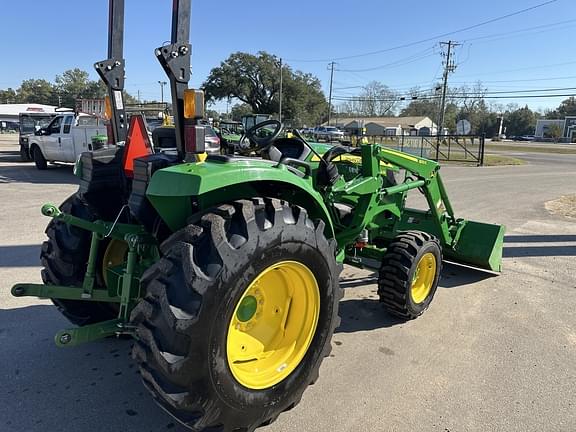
(202, 51), (327, 127)
(230, 104), (253, 121)
(0, 88), (17, 104)
(546, 96), (576, 119)
(18, 79), (57, 105)
(545, 123), (563, 142)
(206, 109), (220, 121)
(505, 105), (537, 136)
(0, 68), (136, 108)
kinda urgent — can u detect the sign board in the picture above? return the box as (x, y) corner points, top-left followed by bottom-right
(456, 119), (471, 135)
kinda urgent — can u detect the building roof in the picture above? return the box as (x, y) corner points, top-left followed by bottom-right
(0, 103), (60, 116)
(328, 116), (435, 128)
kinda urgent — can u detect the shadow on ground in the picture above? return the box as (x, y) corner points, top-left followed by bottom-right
(0, 245), (41, 267)
(504, 234), (576, 258)
(336, 262), (495, 333)
(0, 305), (188, 432)
(0, 164), (77, 185)
(0, 150), (24, 163)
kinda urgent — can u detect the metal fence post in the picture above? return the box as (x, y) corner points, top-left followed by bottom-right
(480, 133), (486, 166)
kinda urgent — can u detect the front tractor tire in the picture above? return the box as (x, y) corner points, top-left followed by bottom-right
(131, 198), (342, 432)
(378, 231), (442, 320)
(40, 194), (118, 326)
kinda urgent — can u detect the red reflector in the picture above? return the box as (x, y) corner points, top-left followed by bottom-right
(123, 115), (153, 178)
(184, 124), (206, 154)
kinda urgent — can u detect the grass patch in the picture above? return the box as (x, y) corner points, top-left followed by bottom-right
(483, 154), (526, 166)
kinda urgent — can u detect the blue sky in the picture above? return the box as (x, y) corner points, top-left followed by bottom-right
(1, 0), (575, 112)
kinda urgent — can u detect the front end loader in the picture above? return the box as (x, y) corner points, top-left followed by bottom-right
(12, 1), (505, 431)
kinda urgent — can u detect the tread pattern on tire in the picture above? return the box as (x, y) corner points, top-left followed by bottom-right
(131, 198), (342, 432)
(40, 194), (117, 326)
(377, 230), (442, 320)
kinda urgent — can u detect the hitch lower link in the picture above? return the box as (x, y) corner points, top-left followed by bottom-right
(11, 203), (157, 347)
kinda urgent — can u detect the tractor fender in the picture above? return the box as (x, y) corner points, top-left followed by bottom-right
(145, 159), (335, 237)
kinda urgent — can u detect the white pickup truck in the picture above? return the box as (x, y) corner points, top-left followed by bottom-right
(28, 113), (108, 170)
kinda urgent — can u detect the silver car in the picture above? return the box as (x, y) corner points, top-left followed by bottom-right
(313, 126), (345, 141)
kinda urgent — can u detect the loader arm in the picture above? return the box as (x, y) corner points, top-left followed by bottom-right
(329, 144), (504, 272)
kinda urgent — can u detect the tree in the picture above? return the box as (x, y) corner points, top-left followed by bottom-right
(545, 123), (563, 142)
(203, 52), (281, 113)
(55, 68), (92, 107)
(203, 51), (327, 127)
(206, 109), (220, 121)
(0, 88), (17, 104)
(341, 81), (398, 117)
(231, 103), (253, 121)
(17, 79), (57, 105)
(505, 105), (537, 137)
(547, 96), (576, 119)
(281, 71), (327, 126)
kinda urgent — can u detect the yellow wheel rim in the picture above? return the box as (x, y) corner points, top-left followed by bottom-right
(226, 261), (320, 390)
(411, 252), (436, 304)
(101, 239), (129, 288)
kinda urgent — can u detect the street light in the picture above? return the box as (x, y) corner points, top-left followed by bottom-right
(158, 81), (167, 104)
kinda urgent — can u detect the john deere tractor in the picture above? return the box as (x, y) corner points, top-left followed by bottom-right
(12, 1), (505, 431)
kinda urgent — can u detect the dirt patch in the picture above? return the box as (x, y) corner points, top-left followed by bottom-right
(545, 195), (576, 219)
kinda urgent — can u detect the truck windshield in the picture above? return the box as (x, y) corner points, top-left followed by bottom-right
(19, 115), (54, 135)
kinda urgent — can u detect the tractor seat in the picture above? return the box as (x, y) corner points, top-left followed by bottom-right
(263, 137), (312, 162)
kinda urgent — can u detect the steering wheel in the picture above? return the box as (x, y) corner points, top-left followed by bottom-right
(244, 119), (283, 149)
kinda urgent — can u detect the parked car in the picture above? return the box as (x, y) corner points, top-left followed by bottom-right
(512, 135), (535, 141)
(152, 124), (220, 154)
(28, 113), (107, 170)
(313, 126), (345, 141)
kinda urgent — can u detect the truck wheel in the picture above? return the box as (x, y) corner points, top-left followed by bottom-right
(378, 231), (442, 320)
(41, 194), (118, 326)
(132, 198), (342, 431)
(32, 146), (47, 170)
(20, 146), (31, 161)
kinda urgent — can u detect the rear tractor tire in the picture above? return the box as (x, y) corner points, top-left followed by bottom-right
(131, 198), (342, 432)
(41, 194), (120, 326)
(378, 231), (442, 320)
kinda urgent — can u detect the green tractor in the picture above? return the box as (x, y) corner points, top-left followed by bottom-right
(12, 1), (505, 431)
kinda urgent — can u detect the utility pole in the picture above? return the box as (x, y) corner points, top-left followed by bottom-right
(279, 58), (283, 123)
(327, 61), (336, 126)
(437, 41), (459, 137)
(158, 80), (167, 104)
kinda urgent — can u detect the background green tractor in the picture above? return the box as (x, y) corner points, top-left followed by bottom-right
(12, 1), (505, 431)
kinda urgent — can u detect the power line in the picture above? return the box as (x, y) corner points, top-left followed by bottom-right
(284, 0), (559, 62)
(336, 47), (436, 73)
(332, 93), (576, 102)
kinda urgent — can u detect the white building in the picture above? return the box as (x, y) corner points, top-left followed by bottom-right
(327, 116), (437, 136)
(535, 117), (576, 142)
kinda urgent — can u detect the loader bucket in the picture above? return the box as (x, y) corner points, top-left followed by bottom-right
(445, 220), (505, 273)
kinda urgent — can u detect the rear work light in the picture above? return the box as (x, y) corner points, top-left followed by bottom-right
(122, 114), (153, 178)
